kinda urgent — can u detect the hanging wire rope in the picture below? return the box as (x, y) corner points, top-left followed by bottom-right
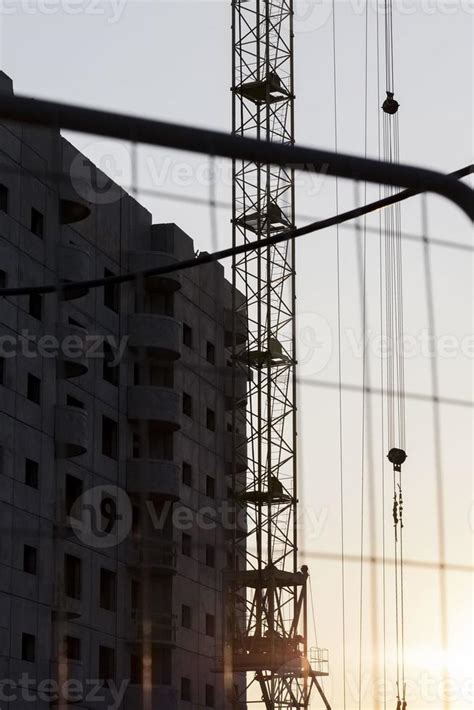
(331, 1), (347, 707)
(357, 5), (371, 706)
(421, 195), (450, 710)
(380, 2), (409, 707)
(376, 3), (388, 706)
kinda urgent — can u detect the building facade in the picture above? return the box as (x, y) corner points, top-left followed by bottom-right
(0, 72), (246, 709)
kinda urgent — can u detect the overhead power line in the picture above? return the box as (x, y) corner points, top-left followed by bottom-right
(0, 94), (472, 216)
(0, 165), (472, 299)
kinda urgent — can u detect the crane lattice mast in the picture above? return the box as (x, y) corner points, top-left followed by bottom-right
(223, 1), (330, 707)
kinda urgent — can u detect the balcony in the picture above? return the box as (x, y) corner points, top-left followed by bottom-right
(128, 386), (181, 431)
(127, 538), (177, 575)
(224, 308), (247, 348)
(128, 611), (177, 645)
(129, 250), (181, 292)
(56, 322), (88, 379)
(224, 367), (248, 410)
(127, 459), (180, 500)
(55, 405), (88, 458)
(124, 686), (178, 708)
(57, 244), (91, 300)
(225, 430), (247, 474)
(59, 177), (91, 225)
(128, 313), (181, 361)
(59, 198), (91, 225)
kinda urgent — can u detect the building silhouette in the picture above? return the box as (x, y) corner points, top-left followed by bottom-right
(0, 71), (246, 709)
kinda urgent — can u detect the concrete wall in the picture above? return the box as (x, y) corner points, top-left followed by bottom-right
(0, 72), (245, 709)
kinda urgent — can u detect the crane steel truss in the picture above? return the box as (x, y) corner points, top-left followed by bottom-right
(224, 1), (330, 707)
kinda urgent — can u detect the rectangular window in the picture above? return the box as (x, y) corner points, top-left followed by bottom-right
(98, 645), (115, 686)
(30, 208), (44, 238)
(205, 613), (215, 637)
(181, 604), (191, 629)
(206, 408), (216, 432)
(132, 506), (140, 537)
(0, 183), (8, 213)
(148, 425), (174, 460)
(181, 677), (191, 702)
(0, 356), (5, 386)
(131, 579), (142, 616)
(65, 636), (81, 661)
(25, 458), (39, 488)
(99, 568), (116, 611)
(27, 374), (41, 404)
(205, 544), (215, 568)
(64, 554), (82, 599)
(0, 269), (7, 288)
(130, 654), (142, 685)
(205, 684), (215, 707)
(103, 268), (119, 312)
(132, 432), (140, 459)
(182, 462), (192, 487)
(206, 475), (215, 498)
(103, 342), (119, 386)
(182, 392), (192, 417)
(206, 341), (215, 364)
(152, 647), (171, 685)
(23, 545), (37, 575)
(133, 362), (140, 386)
(21, 633), (36, 662)
(183, 323), (192, 348)
(102, 416), (118, 459)
(182, 533), (191, 557)
(28, 293), (42, 320)
(65, 474), (83, 520)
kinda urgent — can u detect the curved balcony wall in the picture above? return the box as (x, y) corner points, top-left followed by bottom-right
(224, 308), (247, 348)
(58, 244), (91, 300)
(128, 611), (177, 645)
(126, 539), (177, 576)
(59, 177), (92, 225)
(124, 687), (178, 709)
(128, 314), (182, 361)
(129, 250), (181, 292)
(55, 405), (88, 458)
(56, 322), (89, 379)
(224, 367), (248, 410)
(59, 198), (91, 225)
(127, 459), (180, 501)
(127, 386), (181, 431)
(225, 430), (247, 474)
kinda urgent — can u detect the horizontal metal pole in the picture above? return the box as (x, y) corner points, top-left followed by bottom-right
(0, 94), (472, 219)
